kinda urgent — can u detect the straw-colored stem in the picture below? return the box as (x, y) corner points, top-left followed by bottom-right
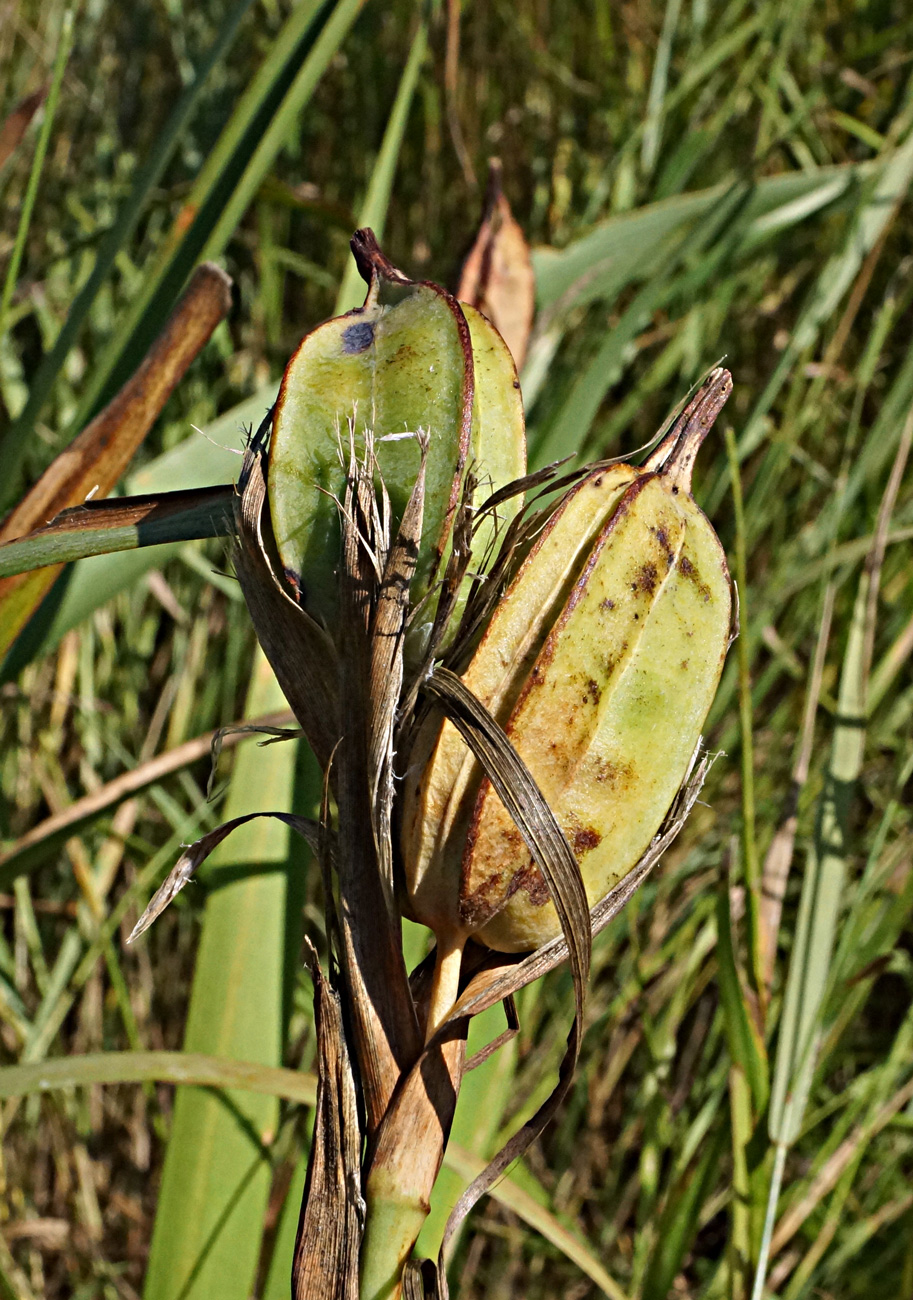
(425, 932), (465, 1043)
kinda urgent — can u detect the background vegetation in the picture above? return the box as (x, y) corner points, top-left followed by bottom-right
(1, 1), (912, 1297)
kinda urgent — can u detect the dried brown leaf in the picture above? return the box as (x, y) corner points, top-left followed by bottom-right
(292, 950), (362, 1300)
(458, 160), (535, 369)
(233, 430), (340, 769)
(0, 87), (46, 171)
(126, 810), (321, 943)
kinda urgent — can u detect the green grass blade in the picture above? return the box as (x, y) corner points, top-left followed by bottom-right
(768, 574), (866, 1144)
(334, 15), (429, 314)
(531, 164), (863, 313)
(640, 0), (683, 177)
(142, 653), (302, 1300)
(0, 0), (254, 502)
(733, 117), (913, 466)
(725, 427), (763, 1002)
(715, 880), (768, 1114)
(755, 560), (875, 1297)
(530, 181), (748, 466)
(0, 1051), (317, 1104)
(69, 0), (343, 429)
(642, 1127), (727, 1300)
(200, 0), (366, 266)
(260, 1148), (310, 1300)
(0, 488), (233, 579)
(0, 12), (73, 342)
(441, 1139), (629, 1300)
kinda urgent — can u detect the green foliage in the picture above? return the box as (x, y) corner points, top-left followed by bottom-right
(2, 1), (913, 1298)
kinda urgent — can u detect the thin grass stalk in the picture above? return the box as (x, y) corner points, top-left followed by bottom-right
(66, 0), (340, 430)
(724, 426), (764, 1007)
(200, 0), (367, 266)
(334, 16), (428, 315)
(755, 416), (912, 1298)
(0, 11), (72, 343)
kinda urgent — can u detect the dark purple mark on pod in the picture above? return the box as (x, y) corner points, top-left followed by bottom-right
(283, 566), (304, 603)
(341, 322), (375, 354)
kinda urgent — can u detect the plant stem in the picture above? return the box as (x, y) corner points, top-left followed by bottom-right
(425, 932), (466, 1043)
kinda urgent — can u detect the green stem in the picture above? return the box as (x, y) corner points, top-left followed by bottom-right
(725, 425), (764, 1004)
(0, 12), (73, 340)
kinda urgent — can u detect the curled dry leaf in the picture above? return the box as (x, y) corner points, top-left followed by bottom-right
(126, 811), (321, 943)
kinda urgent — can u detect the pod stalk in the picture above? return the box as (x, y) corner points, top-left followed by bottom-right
(424, 932), (465, 1043)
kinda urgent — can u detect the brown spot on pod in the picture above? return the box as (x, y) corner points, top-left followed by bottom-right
(634, 561), (659, 595)
(573, 826), (602, 854)
(679, 554), (712, 602)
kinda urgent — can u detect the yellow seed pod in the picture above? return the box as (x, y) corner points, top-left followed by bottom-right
(401, 371), (733, 970)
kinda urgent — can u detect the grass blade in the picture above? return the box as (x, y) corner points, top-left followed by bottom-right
(0, 487), (233, 579)
(333, 16), (429, 314)
(758, 415), (912, 1296)
(0, 1051), (317, 1104)
(0, 12), (72, 342)
(64, 0), (346, 433)
(142, 653), (302, 1300)
(0, 0), (254, 501)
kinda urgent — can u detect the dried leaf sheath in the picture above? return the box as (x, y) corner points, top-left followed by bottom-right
(334, 438), (422, 1135)
(292, 951), (362, 1300)
(234, 425), (339, 770)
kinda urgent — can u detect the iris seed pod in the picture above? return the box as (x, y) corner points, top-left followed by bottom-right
(402, 370), (733, 973)
(268, 230), (525, 632)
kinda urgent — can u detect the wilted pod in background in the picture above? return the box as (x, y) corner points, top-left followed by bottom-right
(267, 229), (526, 634)
(402, 370), (734, 1025)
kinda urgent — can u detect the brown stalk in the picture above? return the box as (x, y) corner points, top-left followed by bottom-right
(0, 262), (233, 651)
(233, 432), (339, 771)
(235, 424), (421, 1139)
(292, 949), (362, 1300)
(0, 707), (294, 885)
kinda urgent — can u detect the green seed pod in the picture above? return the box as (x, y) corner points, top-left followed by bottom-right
(402, 371), (733, 958)
(267, 230), (525, 631)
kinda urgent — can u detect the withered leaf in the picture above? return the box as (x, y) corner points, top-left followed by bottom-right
(292, 949), (362, 1300)
(458, 160), (535, 370)
(127, 810), (321, 943)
